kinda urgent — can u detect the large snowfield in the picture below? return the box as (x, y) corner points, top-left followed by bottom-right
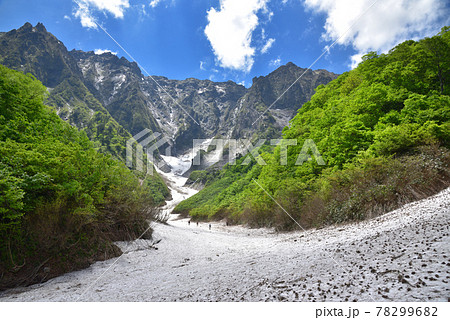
(1, 183), (448, 302)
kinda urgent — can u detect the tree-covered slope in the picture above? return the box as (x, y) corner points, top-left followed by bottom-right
(0, 22), (169, 206)
(0, 65), (163, 289)
(0, 23), (136, 162)
(175, 27), (450, 230)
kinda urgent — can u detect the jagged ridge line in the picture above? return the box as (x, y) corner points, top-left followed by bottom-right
(71, 0), (201, 127)
(252, 0), (381, 126)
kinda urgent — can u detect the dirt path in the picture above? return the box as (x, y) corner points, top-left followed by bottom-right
(1, 188), (449, 301)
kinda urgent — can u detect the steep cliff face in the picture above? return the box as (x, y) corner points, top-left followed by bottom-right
(69, 49), (162, 136)
(231, 62), (338, 140)
(0, 22), (338, 160)
(138, 77), (247, 153)
(0, 22), (81, 87)
(0, 23), (133, 161)
(69, 48), (248, 153)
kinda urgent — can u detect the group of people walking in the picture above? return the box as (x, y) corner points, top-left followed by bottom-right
(188, 220), (211, 230)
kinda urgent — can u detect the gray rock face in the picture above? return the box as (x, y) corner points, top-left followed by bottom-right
(0, 22), (82, 88)
(231, 62), (338, 140)
(0, 22), (338, 158)
(71, 49), (163, 137)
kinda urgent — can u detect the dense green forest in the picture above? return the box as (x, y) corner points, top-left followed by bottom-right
(0, 22), (137, 163)
(0, 65), (167, 289)
(175, 27), (450, 230)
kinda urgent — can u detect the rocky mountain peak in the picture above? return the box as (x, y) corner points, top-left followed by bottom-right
(231, 62), (338, 139)
(0, 22), (339, 159)
(35, 22), (47, 32)
(18, 21), (33, 31)
(0, 22), (80, 88)
(16, 22), (48, 35)
(285, 61), (296, 67)
(70, 49), (143, 78)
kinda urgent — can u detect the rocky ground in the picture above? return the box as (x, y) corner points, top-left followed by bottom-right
(1, 188), (449, 302)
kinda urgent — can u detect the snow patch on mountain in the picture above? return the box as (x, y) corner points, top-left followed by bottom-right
(160, 155), (191, 176)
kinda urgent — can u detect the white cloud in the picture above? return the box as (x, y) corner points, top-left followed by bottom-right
(87, 0), (129, 18)
(140, 4), (147, 16)
(94, 49), (118, 55)
(199, 61), (206, 70)
(149, 0), (175, 9)
(269, 57), (281, 67)
(261, 38), (275, 53)
(261, 28), (267, 39)
(63, 15), (72, 21)
(204, 0), (270, 72)
(149, 0), (162, 8)
(74, 1), (97, 28)
(73, 0), (130, 29)
(350, 53), (364, 69)
(304, 0), (450, 68)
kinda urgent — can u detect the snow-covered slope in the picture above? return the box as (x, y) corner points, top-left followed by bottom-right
(154, 161), (198, 222)
(1, 188), (448, 302)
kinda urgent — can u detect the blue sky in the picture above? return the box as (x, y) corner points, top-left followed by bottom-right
(0, 0), (449, 87)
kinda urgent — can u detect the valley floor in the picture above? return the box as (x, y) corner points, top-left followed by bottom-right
(1, 188), (449, 302)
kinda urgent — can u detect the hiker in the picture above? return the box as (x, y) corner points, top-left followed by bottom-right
(196, 222), (198, 226)
(188, 220), (190, 226)
(209, 224), (211, 230)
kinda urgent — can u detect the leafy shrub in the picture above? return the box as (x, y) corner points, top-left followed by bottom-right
(176, 27), (450, 230)
(302, 145), (450, 226)
(0, 65), (163, 289)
